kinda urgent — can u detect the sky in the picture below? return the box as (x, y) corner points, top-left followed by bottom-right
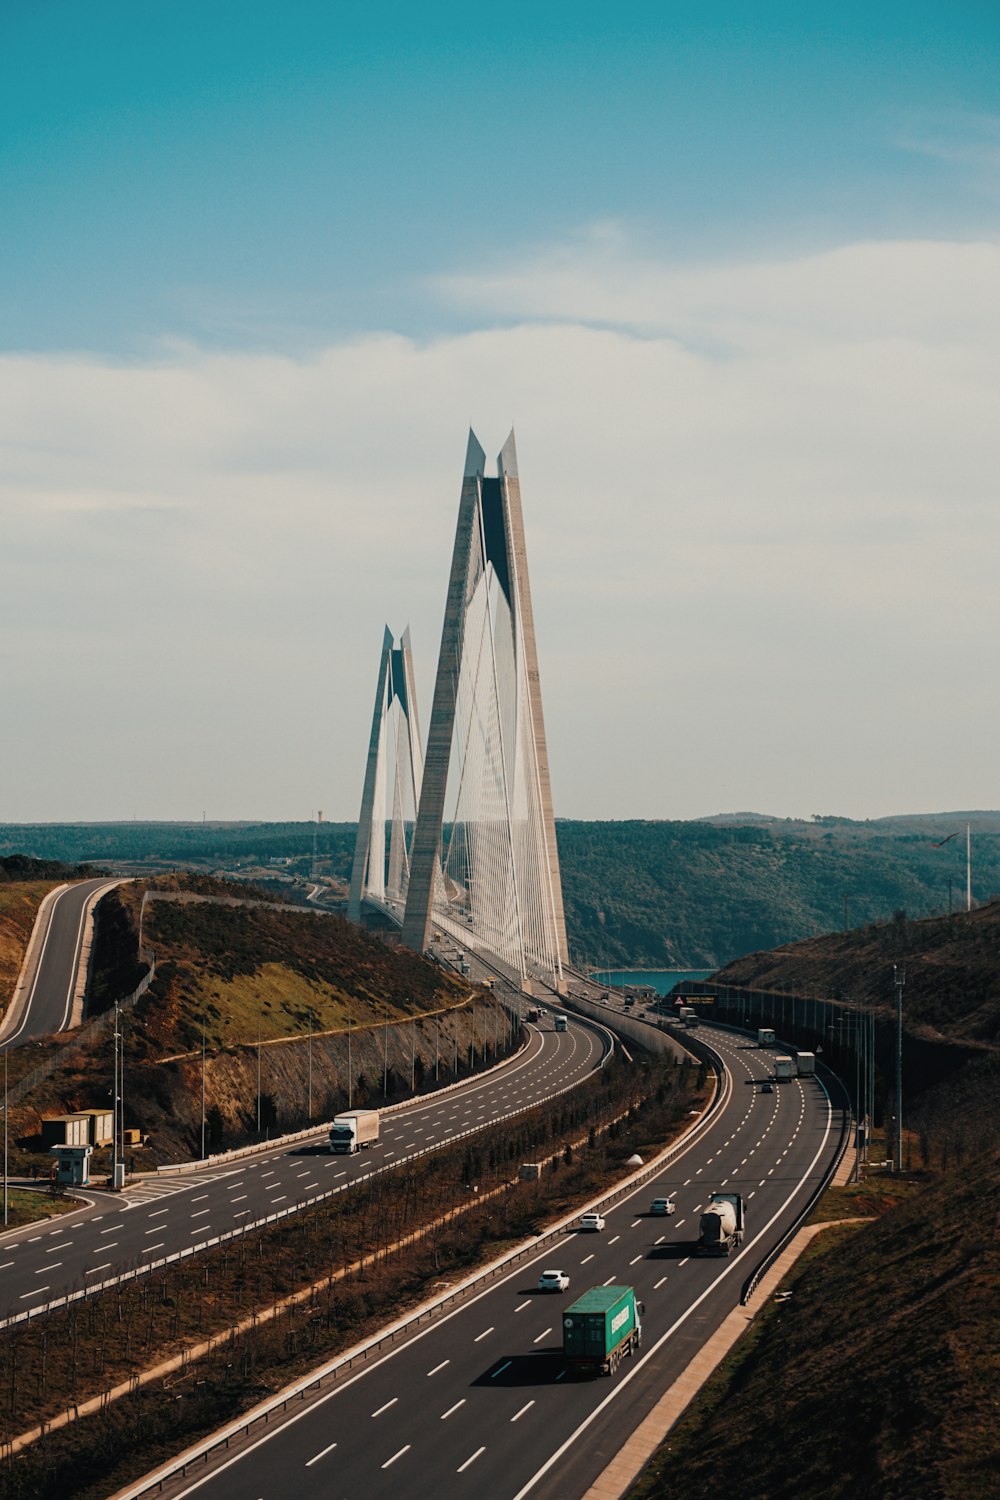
(2, 1), (999, 823)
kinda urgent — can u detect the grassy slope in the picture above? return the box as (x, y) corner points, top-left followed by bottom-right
(0, 881), (58, 1015)
(634, 1147), (999, 1500)
(711, 900), (1000, 1047)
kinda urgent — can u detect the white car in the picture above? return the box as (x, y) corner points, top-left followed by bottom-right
(537, 1269), (570, 1293)
(578, 1212), (606, 1232)
(650, 1196), (676, 1216)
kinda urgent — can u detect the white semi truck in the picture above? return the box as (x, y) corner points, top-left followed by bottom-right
(328, 1109), (380, 1154)
(774, 1056), (794, 1082)
(757, 1027), (775, 1046)
(796, 1051), (816, 1076)
(698, 1192), (746, 1255)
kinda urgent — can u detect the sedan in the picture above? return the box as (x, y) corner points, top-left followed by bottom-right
(578, 1212), (606, 1232)
(537, 1269), (570, 1293)
(649, 1196), (676, 1216)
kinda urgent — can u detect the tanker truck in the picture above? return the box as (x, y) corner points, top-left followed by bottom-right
(698, 1192), (746, 1255)
(328, 1109), (380, 1154)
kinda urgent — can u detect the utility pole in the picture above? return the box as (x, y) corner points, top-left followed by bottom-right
(383, 1003), (389, 1097)
(307, 1029), (313, 1121)
(966, 823), (972, 912)
(112, 999), (121, 1189)
(200, 1016), (207, 1160)
(256, 1012), (262, 1135)
(348, 1017), (353, 1109)
(893, 965), (905, 1172)
(3, 1046), (8, 1227)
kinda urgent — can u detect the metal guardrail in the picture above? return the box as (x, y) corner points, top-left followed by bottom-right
(112, 1059), (728, 1500)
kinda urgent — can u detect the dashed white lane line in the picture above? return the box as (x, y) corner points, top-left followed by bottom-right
(678, 1257), (690, 1267)
(514, 1301), (530, 1313)
(458, 1447), (486, 1472)
(441, 1399), (466, 1419)
(533, 1328), (552, 1344)
(474, 1326), (494, 1342)
(85, 1263), (111, 1276)
(511, 1401), (534, 1422)
(382, 1445), (410, 1469)
(305, 1440), (337, 1467)
(580, 1253), (595, 1265)
(371, 1398), (398, 1417)
(427, 1360), (449, 1376)
(629, 1255), (643, 1266)
(654, 1276), (668, 1289)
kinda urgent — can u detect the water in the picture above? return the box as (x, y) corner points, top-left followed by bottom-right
(587, 968), (715, 996)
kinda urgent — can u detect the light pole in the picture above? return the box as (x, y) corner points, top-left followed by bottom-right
(307, 1029), (313, 1121)
(256, 1012), (262, 1135)
(383, 1003), (389, 1097)
(893, 966), (905, 1172)
(348, 1017), (353, 1109)
(3, 1045), (8, 1227)
(200, 1015), (207, 1160)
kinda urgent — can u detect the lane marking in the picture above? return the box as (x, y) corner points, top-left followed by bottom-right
(427, 1360), (449, 1376)
(441, 1399), (466, 1419)
(533, 1328), (552, 1344)
(492, 1359), (513, 1376)
(654, 1276), (667, 1289)
(382, 1445), (410, 1469)
(305, 1441), (337, 1467)
(511, 1401), (534, 1422)
(458, 1447), (485, 1472)
(474, 1326), (494, 1342)
(371, 1397), (397, 1417)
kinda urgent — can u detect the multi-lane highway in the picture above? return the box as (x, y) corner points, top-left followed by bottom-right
(0, 877), (120, 1047)
(0, 1016), (609, 1323)
(125, 1027), (847, 1500)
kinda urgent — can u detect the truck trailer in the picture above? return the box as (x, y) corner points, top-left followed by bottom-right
(796, 1051), (816, 1077)
(757, 1027), (775, 1046)
(328, 1109), (380, 1154)
(698, 1192), (746, 1255)
(562, 1285), (642, 1376)
(774, 1056), (794, 1082)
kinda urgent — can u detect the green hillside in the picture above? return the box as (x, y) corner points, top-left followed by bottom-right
(3, 814), (1000, 968)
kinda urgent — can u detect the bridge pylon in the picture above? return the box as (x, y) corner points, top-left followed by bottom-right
(348, 626), (424, 921)
(401, 430), (568, 992)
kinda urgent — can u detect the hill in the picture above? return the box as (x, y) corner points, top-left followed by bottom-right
(3, 815), (1000, 968)
(633, 1145), (999, 1500)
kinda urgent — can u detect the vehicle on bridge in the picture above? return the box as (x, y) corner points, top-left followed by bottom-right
(554, 1014), (567, 1032)
(758, 1027), (776, 1045)
(698, 1192), (746, 1254)
(562, 1285), (642, 1375)
(328, 1109), (380, 1154)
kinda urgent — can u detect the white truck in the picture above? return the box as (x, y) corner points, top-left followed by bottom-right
(796, 1051), (816, 1077)
(698, 1192), (746, 1255)
(774, 1056), (794, 1082)
(328, 1109), (380, 1154)
(757, 1027), (775, 1046)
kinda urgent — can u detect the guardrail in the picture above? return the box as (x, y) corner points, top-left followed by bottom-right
(111, 1057), (727, 1500)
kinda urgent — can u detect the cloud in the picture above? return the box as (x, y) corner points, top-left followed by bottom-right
(2, 232), (998, 823)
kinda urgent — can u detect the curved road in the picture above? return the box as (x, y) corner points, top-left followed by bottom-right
(138, 1027), (847, 1500)
(0, 1016), (609, 1322)
(0, 877), (120, 1047)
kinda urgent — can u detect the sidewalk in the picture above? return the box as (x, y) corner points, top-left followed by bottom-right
(583, 1149), (862, 1500)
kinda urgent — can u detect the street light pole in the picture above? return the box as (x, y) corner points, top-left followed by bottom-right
(256, 1012), (262, 1135)
(200, 1016), (207, 1160)
(893, 965), (905, 1172)
(3, 1046), (8, 1227)
(348, 1017), (353, 1110)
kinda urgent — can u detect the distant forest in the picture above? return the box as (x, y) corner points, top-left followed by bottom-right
(2, 814), (999, 969)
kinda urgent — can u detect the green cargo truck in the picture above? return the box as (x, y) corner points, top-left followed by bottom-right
(562, 1285), (642, 1375)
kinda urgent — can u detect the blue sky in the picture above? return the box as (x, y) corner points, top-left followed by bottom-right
(2, 3), (999, 824)
(4, 2), (999, 352)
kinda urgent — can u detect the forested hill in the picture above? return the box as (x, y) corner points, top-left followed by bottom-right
(3, 814), (1000, 970)
(555, 813), (1000, 969)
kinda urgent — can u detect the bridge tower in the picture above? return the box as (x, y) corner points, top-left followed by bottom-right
(401, 430), (568, 992)
(347, 626), (424, 922)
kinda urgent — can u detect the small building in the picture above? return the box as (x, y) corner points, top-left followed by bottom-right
(41, 1114), (90, 1149)
(49, 1143), (93, 1186)
(518, 1162), (545, 1181)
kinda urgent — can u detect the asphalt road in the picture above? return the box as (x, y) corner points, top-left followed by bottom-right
(0, 877), (120, 1047)
(140, 1027), (847, 1500)
(0, 1016), (609, 1321)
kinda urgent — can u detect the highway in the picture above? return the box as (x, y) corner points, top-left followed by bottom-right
(0, 877), (120, 1047)
(0, 1015), (609, 1323)
(132, 1027), (847, 1500)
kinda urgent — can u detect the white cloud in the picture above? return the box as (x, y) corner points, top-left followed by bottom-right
(2, 231), (998, 823)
